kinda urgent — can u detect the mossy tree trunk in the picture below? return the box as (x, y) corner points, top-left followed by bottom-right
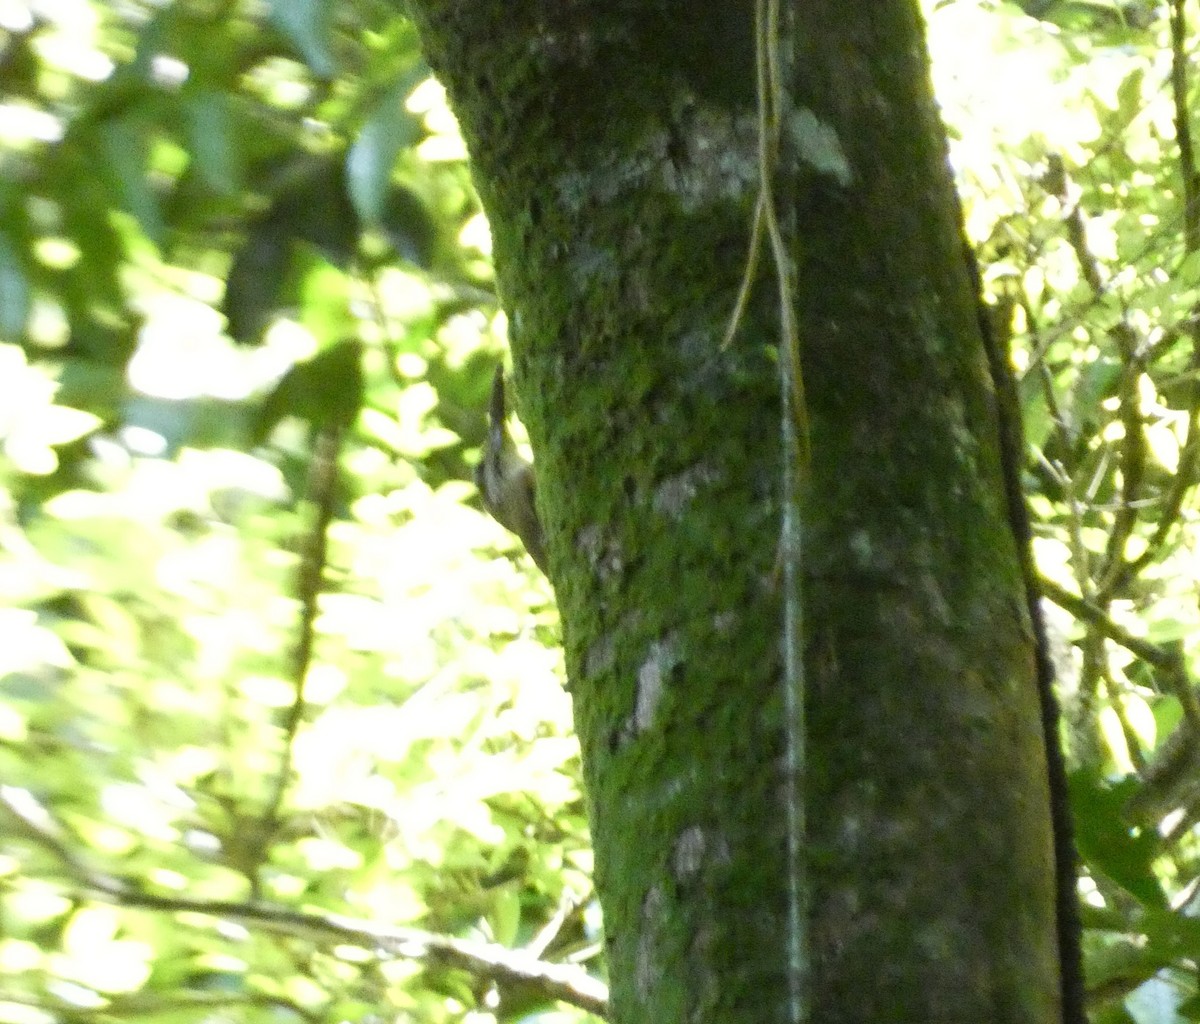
(408, 1), (1065, 1021)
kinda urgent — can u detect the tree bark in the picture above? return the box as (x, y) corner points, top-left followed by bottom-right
(407, 1), (1065, 1021)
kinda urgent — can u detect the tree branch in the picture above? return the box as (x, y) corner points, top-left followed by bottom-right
(1038, 575), (1200, 735)
(1038, 575), (1172, 669)
(0, 787), (609, 1020)
(1169, 0), (1200, 254)
(0, 989), (324, 1023)
(261, 425), (344, 848)
(1111, 6), (1200, 584)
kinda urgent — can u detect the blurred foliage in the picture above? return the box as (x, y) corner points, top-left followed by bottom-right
(1, 0), (1200, 1023)
(0, 2), (594, 1023)
(930, 2), (1200, 1021)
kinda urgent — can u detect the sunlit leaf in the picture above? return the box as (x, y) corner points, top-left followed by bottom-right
(294, 254), (355, 345)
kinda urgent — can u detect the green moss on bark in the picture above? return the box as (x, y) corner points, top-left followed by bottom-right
(408, 0), (1064, 1021)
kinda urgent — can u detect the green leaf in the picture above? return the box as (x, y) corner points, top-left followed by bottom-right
(183, 89), (242, 196)
(1071, 354), (1122, 421)
(489, 883), (522, 948)
(276, 157), (360, 268)
(346, 73), (426, 225)
(56, 360), (129, 420)
(1177, 249), (1200, 288)
(224, 159), (362, 345)
(122, 396), (253, 453)
(293, 252), (355, 345)
(379, 186), (438, 268)
(1114, 68), (1145, 125)
(269, 0), (336, 79)
(224, 218), (291, 345)
(1085, 936), (1167, 998)
(127, 5), (172, 82)
(101, 118), (165, 248)
(0, 229), (30, 341)
(251, 338), (364, 443)
(1070, 768), (1166, 908)
(1087, 1003), (1138, 1024)
(1140, 908), (1200, 956)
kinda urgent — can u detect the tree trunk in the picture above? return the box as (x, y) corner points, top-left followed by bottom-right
(408, 1), (1066, 1021)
